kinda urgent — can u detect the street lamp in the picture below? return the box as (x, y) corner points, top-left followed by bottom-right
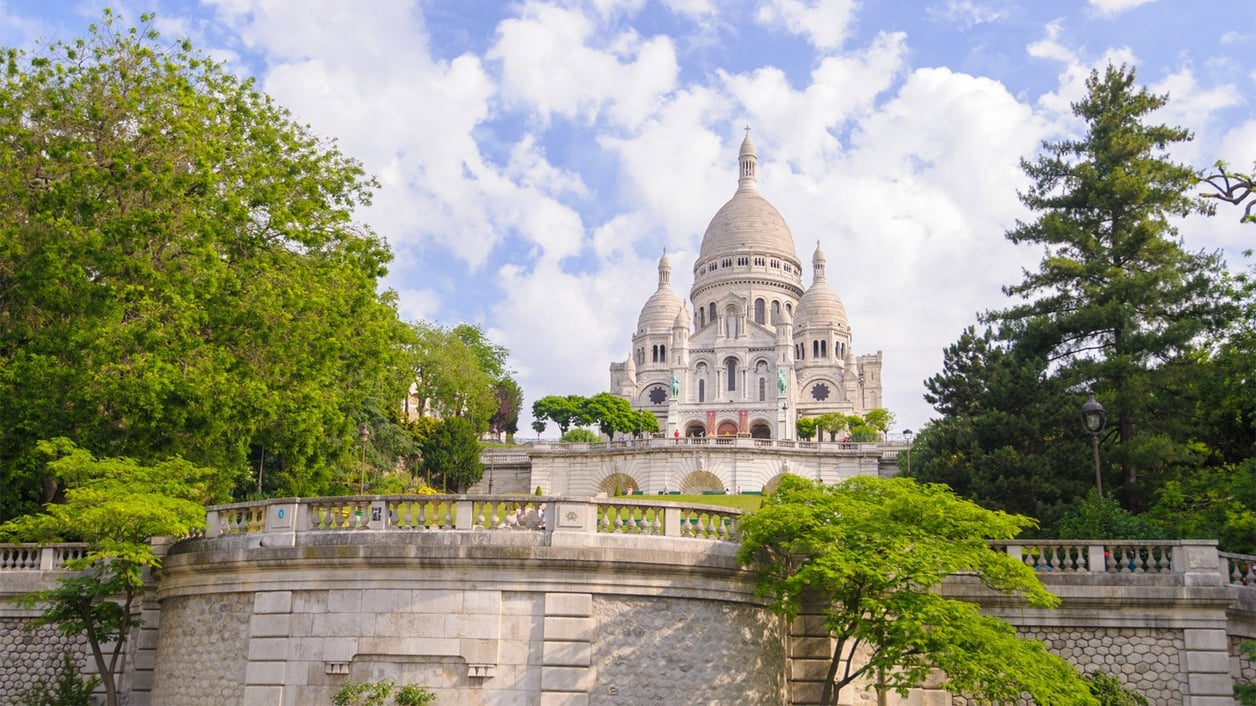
(357, 423), (371, 494)
(902, 429), (913, 476)
(1080, 392), (1106, 496)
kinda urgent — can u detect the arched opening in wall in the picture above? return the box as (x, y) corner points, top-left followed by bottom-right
(762, 472), (796, 494)
(698, 379), (705, 403)
(754, 298), (765, 324)
(708, 303), (716, 324)
(678, 470), (723, 494)
(771, 300), (780, 324)
(716, 420), (738, 436)
(698, 308), (705, 328)
(598, 472), (640, 496)
(684, 422), (707, 437)
(660, 344), (667, 363)
(725, 358), (738, 392)
(750, 421), (771, 439)
(652, 345), (659, 363)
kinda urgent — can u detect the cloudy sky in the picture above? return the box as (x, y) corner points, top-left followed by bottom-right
(3, 0), (1253, 434)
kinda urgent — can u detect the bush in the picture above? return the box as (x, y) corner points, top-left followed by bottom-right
(1058, 490), (1160, 540)
(1086, 671), (1147, 705)
(560, 428), (599, 443)
(18, 653), (99, 706)
(332, 680), (435, 706)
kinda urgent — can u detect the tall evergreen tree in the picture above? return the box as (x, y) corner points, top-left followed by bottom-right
(984, 64), (1234, 502)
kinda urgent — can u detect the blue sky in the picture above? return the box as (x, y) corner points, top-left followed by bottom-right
(3, 0), (1253, 434)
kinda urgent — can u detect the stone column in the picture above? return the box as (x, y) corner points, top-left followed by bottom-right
(242, 591), (292, 706)
(540, 592), (594, 706)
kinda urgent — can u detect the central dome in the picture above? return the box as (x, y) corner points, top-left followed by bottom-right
(698, 190), (797, 262)
(697, 132), (799, 263)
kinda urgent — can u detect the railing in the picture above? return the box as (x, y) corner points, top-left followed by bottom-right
(1221, 551), (1255, 585)
(0, 543), (90, 572)
(529, 437), (878, 453)
(205, 495), (742, 543)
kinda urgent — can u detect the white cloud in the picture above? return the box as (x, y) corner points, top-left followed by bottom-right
(926, 0), (1008, 29)
(1087, 0), (1157, 18)
(756, 0), (858, 51)
(489, 2), (679, 129)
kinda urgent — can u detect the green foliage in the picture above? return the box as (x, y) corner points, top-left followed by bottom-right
(331, 680), (436, 706)
(795, 417), (818, 440)
(738, 475), (1096, 706)
(0, 10), (414, 514)
(1086, 671), (1148, 705)
(535, 485), (544, 496)
(561, 428), (600, 443)
(1143, 460), (1256, 553)
(408, 322), (497, 433)
(862, 408), (895, 438)
(17, 653), (99, 706)
(531, 395), (585, 434)
(1057, 490), (1162, 541)
(844, 416), (881, 442)
(0, 439), (212, 706)
(1237, 641), (1256, 705)
(815, 413), (847, 441)
(419, 417), (482, 493)
(985, 63), (1235, 499)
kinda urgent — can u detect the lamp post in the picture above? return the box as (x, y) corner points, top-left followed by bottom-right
(1080, 392), (1106, 496)
(902, 429), (913, 475)
(357, 423), (370, 494)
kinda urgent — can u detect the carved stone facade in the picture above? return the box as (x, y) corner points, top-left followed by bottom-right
(611, 132), (883, 439)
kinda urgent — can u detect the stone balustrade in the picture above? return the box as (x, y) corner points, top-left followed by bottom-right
(204, 494), (742, 543)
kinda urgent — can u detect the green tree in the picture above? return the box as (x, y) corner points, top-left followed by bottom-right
(531, 395), (585, 434)
(795, 417), (818, 441)
(738, 475), (1096, 706)
(0, 12), (413, 516)
(862, 408), (895, 439)
(408, 322), (497, 432)
(909, 327), (1092, 532)
(985, 64), (1234, 500)
(632, 409), (660, 438)
(560, 428), (599, 443)
(815, 413), (847, 442)
(0, 439), (215, 706)
(1056, 489), (1162, 541)
(419, 417), (482, 492)
(581, 392), (636, 438)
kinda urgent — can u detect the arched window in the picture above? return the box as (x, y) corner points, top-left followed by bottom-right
(754, 298), (765, 324)
(785, 303), (792, 315)
(771, 301), (780, 323)
(726, 358), (737, 392)
(812, 340), (819, 358)
(652, 345), (658, 363)
(759, 377), (766, 401)
(820, 340), (827, 358)
(709, 303), (716, 325)
(660, 344), (667, 363)
(698, 379), (705, 403)
(698, 308), (705, 327)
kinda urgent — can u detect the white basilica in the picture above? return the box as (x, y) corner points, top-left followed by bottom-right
(609, 131), (883, 439)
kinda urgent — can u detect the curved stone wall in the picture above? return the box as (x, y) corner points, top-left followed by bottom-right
(150, 528), (786, 706)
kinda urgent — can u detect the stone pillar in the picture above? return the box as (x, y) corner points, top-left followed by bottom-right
(540, 592), (594, 706)
(242, 591), (292, 706)
(1182, 628), (1237, 706)
(788, 596), (832, 705)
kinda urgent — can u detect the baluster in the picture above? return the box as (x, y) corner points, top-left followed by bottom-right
(442, 501), (453, 530)
(416, 501), (429, 529)
(476, 501), (486, 529)
(489, 501), (501, 529)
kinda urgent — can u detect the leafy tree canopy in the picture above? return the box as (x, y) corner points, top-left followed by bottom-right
(0, 11), (413, 514)
(738, 475), (1096, 706)
(0, 438), (213, 706)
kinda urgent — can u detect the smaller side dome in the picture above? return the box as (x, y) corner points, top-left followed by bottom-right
(636, 251), (683, 333)
(794, 241), (849, 329)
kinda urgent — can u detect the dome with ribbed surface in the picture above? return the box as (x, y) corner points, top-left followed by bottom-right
(794, 242), (848, 328)
(697, 133), (798, 263)
(636, 251), (683, 333)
